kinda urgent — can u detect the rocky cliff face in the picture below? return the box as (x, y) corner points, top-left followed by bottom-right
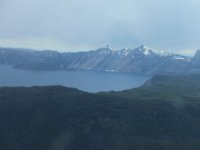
(188, 50), (200, 74)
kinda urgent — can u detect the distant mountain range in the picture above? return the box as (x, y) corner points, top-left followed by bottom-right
(0, 45), (200, 75)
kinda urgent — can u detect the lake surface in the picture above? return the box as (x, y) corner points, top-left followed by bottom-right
(0, 65), (151, 92)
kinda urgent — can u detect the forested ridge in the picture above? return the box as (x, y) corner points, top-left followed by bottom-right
(0, 75), (200, 150)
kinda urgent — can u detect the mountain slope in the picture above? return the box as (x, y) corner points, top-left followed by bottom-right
(0, 45), (196, 75)
(0, 76), (200, 150)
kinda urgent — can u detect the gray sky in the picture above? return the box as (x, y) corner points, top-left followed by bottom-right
(0, 0), (200, 55)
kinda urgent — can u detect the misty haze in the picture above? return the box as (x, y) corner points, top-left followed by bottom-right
(1, 0), (200, 150)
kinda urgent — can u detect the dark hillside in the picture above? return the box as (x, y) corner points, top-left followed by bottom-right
(0, 76), (200, 150)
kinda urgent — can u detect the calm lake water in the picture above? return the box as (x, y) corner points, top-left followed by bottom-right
(0, 65), (151, 92)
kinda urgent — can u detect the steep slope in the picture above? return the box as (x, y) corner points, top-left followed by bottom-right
(189, 50), (200, 74)
(64, 45), (191, 75)
(0, 45), (194, 75)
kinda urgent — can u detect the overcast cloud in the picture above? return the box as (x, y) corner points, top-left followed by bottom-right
(0, 0), (200, 55)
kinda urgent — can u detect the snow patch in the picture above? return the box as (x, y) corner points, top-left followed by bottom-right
(105, 69), (118, 72)
(173, 56), (191, 61)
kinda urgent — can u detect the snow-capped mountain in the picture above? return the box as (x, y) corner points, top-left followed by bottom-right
(0, 45), (198, 75)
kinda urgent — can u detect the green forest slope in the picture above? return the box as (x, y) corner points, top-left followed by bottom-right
(0, 75), (200, 150)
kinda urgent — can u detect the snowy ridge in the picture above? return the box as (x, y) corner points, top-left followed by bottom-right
(0, 45), (199, 75)
(96, 45), (190, 60)
(137, 45), (170, 56)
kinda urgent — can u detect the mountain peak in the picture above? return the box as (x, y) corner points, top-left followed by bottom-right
(195, 49), (200, 54)
(136, 45), (155, 55)
(138, 44), (145, 49)
(102, 45), (115, 51)
(136, 45), (174, 57)
(193, 50), (200, 59)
